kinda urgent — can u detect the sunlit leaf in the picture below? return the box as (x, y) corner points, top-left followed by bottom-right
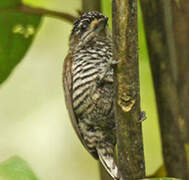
(101, 0), (112, 28)
(151, 165), (167, 178)
(0, 156), (38, 180)
(0, 0), (41, 84)
(185, 144), (189, 165)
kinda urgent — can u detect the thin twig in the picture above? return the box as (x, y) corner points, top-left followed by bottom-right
(1, 3), (77, 23)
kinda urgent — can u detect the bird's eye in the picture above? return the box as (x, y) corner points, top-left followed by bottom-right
(81, 24), (87, 30)
(81, 22), (89, 31)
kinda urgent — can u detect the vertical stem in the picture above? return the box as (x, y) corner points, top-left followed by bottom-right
(172, 0), (189, 144)
(112, 0), (145, 179)
(82, 0), (101, 12)
(98, 163), (113, 180)
(140, 0), (188, 179)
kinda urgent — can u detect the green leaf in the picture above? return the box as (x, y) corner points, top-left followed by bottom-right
(101, 0), (112, 28)
(0, 0), (41, 84)
(0, 0), (20, 8)
(0, 156), (38, 180)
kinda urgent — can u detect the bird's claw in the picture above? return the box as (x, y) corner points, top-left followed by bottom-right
(139, 111), (146, 122)
(110, 59), (120, 66)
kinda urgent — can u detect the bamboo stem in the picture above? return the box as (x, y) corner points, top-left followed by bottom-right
(112, 0), (145, 179)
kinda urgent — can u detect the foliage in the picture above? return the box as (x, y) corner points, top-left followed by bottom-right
(0, 0), (41, 84)
(0, 156), (38, 180)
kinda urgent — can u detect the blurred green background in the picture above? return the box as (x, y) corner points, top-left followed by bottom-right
(0, 0), (162, 179)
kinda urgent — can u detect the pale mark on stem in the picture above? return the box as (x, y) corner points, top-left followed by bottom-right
(118, 95), (136, 112)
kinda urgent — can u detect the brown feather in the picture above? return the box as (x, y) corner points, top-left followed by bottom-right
(63, 53), (98, 159)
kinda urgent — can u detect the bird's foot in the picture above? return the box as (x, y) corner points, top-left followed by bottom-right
(139, 111), (146, 122)
(110, 59), (120, 66)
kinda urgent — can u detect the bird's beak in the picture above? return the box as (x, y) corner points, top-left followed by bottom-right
(91, 17), (108, 32)
(97, 17), (108, 27)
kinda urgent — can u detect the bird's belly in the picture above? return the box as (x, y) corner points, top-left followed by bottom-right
(73, 79), (114, 128)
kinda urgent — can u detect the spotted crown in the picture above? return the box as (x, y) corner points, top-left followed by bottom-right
(71, 11), (107, 36)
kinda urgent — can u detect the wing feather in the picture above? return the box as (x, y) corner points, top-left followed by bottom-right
(63, 53), (98, 159)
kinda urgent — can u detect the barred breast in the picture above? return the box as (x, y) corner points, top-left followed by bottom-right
(72, 39), (114, 128)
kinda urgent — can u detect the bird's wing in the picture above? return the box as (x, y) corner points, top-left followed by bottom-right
(63, 53), (98, 159)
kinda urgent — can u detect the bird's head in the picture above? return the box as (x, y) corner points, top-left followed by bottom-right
(69, 11), (109, 49)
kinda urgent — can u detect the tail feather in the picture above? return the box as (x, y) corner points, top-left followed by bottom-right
(97, 143), (122, 180)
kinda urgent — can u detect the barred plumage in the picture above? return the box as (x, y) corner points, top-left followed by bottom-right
(63, 11), (122, 180)
(72, 39), (113, 114)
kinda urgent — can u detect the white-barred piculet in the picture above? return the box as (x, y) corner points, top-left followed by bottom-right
(63, 11), (122, 180)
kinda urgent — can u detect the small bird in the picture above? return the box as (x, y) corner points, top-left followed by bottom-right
(63, 11), (121, 179)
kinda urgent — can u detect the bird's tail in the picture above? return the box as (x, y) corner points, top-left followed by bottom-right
(97, 142), (122, 180)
